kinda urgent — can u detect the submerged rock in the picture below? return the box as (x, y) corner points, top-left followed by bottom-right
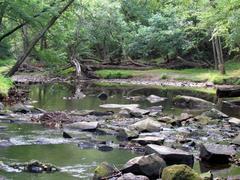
(173, 95), (214, 109)
(93, 162), (115, 180)
(202, 108), (228, 119)
(117, 173), (149, 180)
(117, 128), (139, 141)
(122, 153), (166, 178)
(232, 133), (240, 145)
(161, 164), (202, 180)
(9, 161), (58, 173)
(146, 95), (166, 104)
(131, 136), (164, 146)
(145, 144), (194, 167)
(97, 93), (108, 100)
(200, 143), (236, 163)
(63, 131), (72, 139)
(130, 118), (162, 132)
(97, 145), (113, 152)
(65, 121), (99, 131)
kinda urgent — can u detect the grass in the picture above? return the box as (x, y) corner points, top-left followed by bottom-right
(0, 58), (15, 95)
(96, 60), (240, 85)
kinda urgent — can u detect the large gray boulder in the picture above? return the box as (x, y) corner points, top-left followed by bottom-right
(200, 143), (236, 163)
(232, 133), (240, 145)
(122, 153), (166, 178)
(173, 95), (214, 109)
(64, 121), (99, 131)
(145, 144), (194, 167)
(131, 136), (164, 146)
(117, 173), (149, 180)
(130, 118), (162, 132)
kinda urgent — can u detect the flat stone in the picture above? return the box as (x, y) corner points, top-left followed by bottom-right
(200, 143), (236, 163)
(131, 136), (164, 146)
(173, 95), (214, 109)
(145, 144), (194, 167)
(232, 133), (240, 145)
(117, 173), (149, 180)
(228, 117), (240, 126)
(128, 108), (150, 118)
(100, 104), (139, 109)
(65, 121), (99, 131)
(130, 118), (162, 132)
(146, 95), (166, 103)
(122, 153), (166, 178)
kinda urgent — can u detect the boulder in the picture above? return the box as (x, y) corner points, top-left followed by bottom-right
(173, 95), (214, 109)
(161, 164), (202, 180)
(228, 117), (240, 126)
(117, 173), (149, 180)
(118, 109), (131, 118)
(131, 136), (164, 146)
(100, 104), (139, 109)
(117, 128), (139, 141)
(65, 121), (99, 131)
(145, 144), (194, 167)
(93, 162), (115, 180)
(97, 145), (113, 152)
(10, 103), (30, 114)
(194, 115), (212, 125)
(122, 153), (166, 178)
(97, 93), (108, 100)
(130, 118), (162, 132)
(146, 95), (166, 103)
(200, 143), (236, 163)
(128, 108), (150, 118)
(232, 133), (240, 145)
(147, 106), (163, 117)
(157, 116), (173, 123)
(202, 108), (228, 119)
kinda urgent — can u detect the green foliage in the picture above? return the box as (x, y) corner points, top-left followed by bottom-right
(96, 69), (133, 79)
(0, 75), (12, 95)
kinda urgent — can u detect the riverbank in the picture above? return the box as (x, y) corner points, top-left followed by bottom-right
(96, 60), (240, 85)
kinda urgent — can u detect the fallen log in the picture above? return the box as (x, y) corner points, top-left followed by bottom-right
(217, 87), (240, 98)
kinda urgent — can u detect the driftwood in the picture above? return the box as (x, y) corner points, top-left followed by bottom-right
(217, 87), (240, 98)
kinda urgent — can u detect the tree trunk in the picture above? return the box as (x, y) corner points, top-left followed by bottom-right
(212, 35), (225, 75)
(6, 0), (74, 77)
(0, 1), (7, 31)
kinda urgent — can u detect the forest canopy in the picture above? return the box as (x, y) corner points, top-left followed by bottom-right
(0, 0), (240, 74)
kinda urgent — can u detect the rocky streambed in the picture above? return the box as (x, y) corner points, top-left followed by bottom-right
(0, 82), (239, 179)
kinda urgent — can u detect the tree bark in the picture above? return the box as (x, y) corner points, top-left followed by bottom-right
(6, 0), (74, 77)
(212, 35), (225, 74)
(0, 1), (8, 31)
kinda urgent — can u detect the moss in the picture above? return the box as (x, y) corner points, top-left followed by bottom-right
(96, 70), (133, 79)
(93, 162), (114, 180)
(162, 164), (203, 180)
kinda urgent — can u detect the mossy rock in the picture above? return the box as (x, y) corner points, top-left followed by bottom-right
(161, 164), (202, 180)
(93, 162), (115, 180)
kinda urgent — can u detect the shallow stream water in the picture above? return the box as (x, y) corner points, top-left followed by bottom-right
(0, 83), (239, 179)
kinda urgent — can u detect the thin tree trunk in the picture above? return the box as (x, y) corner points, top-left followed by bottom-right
(217, 36), (225, 74)
(212, 36), (218, 70)
(0, 1), (7, 31)
(6, 0), (74, 77)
